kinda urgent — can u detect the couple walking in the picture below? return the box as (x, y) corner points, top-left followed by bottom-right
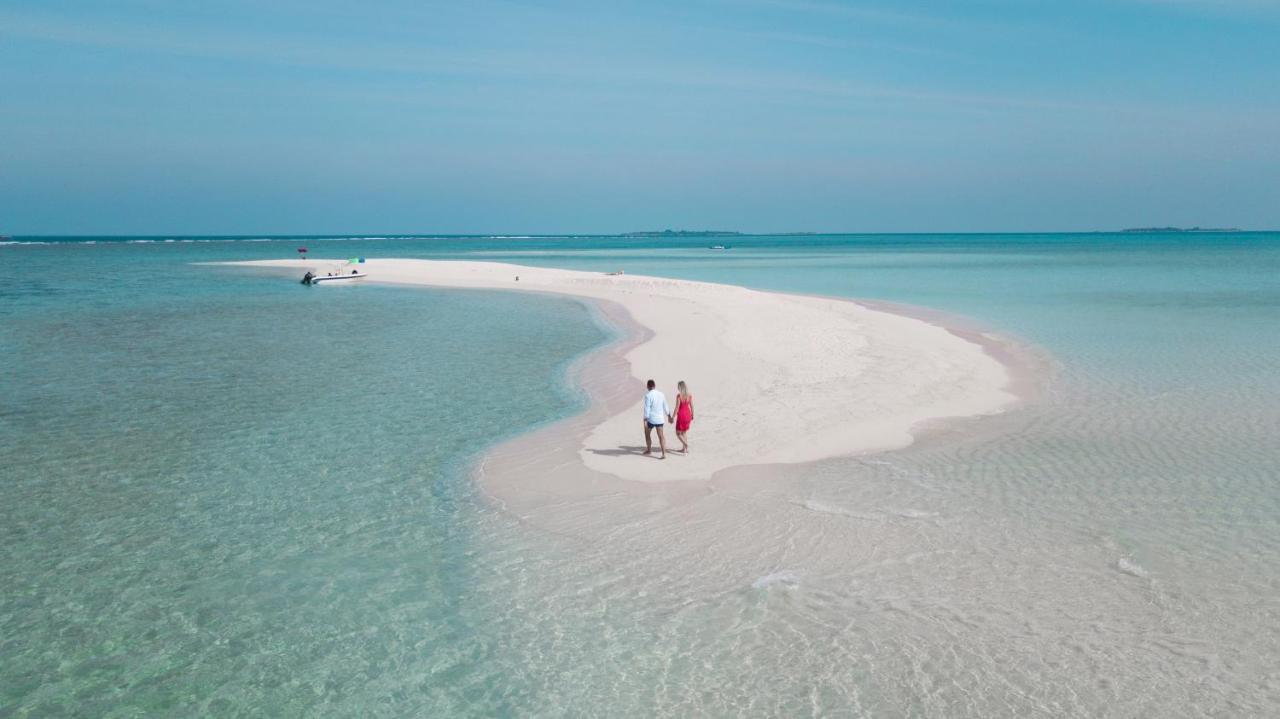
(642, 379), (695, 460)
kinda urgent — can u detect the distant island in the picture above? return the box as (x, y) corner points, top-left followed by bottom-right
(622, 229), (744, 237)
(1121, 226), (1241, 233)
(620, 229), (822, 238)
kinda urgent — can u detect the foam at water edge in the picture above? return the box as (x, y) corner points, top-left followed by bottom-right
(1115, 557), (1150, 578)
(795, 500), (939, 521)
(795, 499), (882, 521)
(752, 571), (800, 589)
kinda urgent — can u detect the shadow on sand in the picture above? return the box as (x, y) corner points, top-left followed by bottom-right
(584, 445), (665, 459)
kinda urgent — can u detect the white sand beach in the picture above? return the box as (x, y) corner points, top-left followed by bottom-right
(230, 258), (1020, 483)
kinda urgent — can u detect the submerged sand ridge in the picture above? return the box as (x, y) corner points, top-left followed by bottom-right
(228, 258), (1018, 482)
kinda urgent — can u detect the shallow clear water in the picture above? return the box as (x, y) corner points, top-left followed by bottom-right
(3, 233), (1279, 716)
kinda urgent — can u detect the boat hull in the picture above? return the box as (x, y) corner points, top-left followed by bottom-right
(309, 272), (367, 284)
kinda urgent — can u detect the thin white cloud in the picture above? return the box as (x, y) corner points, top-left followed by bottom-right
(696, 24), (960, 58)
(2, 7), (1272, 120)
(0, 11), (994, 106)
(1129, 0), (1280, 17)
(720, 0), (955, 27)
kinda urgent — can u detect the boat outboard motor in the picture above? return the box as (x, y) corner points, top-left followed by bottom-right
(301, 271), (315, 285)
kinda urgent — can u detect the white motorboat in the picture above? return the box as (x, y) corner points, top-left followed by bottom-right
(302, 259), (368, 285)
(305, 270), (367, 285)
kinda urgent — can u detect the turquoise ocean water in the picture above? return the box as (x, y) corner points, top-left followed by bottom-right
(3, 233), (1279, 716)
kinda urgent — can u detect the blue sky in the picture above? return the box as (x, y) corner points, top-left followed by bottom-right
(2, 0), (1278, 233)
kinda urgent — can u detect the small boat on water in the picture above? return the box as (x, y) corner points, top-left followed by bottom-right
(302, 257), (367, 285)
(709, 244), (728, 250)
(304, 270), (367, 285)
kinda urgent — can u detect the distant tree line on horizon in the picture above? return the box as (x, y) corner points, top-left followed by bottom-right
(1121, 227), (1241, 233)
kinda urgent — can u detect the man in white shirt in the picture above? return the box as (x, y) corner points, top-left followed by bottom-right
(642, 378), (671, 460)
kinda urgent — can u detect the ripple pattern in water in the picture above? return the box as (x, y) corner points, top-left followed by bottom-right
(2, 233), (1280, 716)
(0, 270), (610, 715)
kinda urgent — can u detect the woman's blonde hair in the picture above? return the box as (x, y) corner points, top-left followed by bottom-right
(677, 380), (689, 397)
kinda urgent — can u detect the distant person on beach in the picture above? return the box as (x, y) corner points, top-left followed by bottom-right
(671, 380), (694, 454)
(642, 379), (670, 459)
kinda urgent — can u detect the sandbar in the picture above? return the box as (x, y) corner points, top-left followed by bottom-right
(225, 258), (1021, 483)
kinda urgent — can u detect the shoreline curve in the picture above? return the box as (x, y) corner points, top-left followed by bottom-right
(223, 258), (1034, 485)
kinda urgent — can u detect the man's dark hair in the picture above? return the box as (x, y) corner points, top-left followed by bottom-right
(647, 379), (656, 390)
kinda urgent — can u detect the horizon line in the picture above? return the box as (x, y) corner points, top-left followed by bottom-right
(6, 229), (1273, 239)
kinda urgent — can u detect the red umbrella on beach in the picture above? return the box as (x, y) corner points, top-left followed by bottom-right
(297, 247), (308, 258)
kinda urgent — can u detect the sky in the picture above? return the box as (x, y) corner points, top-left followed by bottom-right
(1, 0), (1278, 234)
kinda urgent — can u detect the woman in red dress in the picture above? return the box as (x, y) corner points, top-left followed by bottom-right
(672, 380), (695, 454)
